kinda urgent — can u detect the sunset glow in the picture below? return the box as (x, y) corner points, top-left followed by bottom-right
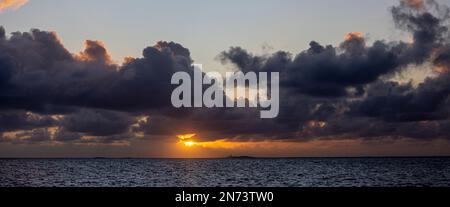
(177, 134), (198, 147)
(183, 141), (196, 147)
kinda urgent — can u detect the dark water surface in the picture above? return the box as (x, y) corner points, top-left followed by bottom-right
(1, 157), (449, 187)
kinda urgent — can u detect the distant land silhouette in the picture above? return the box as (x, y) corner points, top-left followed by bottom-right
(226, 155), (256, 159)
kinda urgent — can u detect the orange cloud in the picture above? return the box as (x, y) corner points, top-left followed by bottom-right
(0, 0), (28, 12)
(342, 32), (366, 52)
(122, 56), (136, 65)
(433, 64), (449, 74)
(431, 48), (450, 74)
(401, 0), (425, 10)
(76, 40), (114, 64)
(344, 32), (364, 41)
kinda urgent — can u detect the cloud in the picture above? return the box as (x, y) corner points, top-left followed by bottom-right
(0, 27), (193, 113)
(401, 0), (425, 9)
(1, 0), (450, 146)
(0, 0), (27, 12)
(0, 26), (196, 144)
(0, 111), (55, 133)
(216, 0), (450, 140)
(75, 40), (114, 64)
(60, 109), (135, 137)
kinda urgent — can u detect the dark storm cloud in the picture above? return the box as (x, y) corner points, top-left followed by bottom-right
(220, 39), (404, 97)
(15, 128), (52, 143)
(392, 0), (450, 63)
(53, 128), (81, 142)
(60, 109), (135, 137)
(0, 27), (195, 143)
(351, 74), (450, 122)
(434, 46), (450, 71)
(1, 128), (53, 144)
(1, 0), (450, 144)
(0, 26), (5, 39)
(0, 28), (192, 113)
(343, 0), (450, 127)
(0, 111), (55, 132)
(215, 0), (450, 141)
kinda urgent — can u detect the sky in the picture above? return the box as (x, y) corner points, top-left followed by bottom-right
(1, 0), (402, 71)
(1, 0), (450, 158)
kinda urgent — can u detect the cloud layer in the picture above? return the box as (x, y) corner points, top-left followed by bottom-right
(1, 0), (450, 147)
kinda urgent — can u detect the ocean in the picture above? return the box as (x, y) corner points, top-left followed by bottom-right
(1, 157), (449, 187)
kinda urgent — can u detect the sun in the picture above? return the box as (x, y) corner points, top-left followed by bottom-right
(177, 134), (198, 147)
(183, 141), (196, 147)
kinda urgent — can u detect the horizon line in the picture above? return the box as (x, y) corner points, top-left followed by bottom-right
(1, 155), (450, 159)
